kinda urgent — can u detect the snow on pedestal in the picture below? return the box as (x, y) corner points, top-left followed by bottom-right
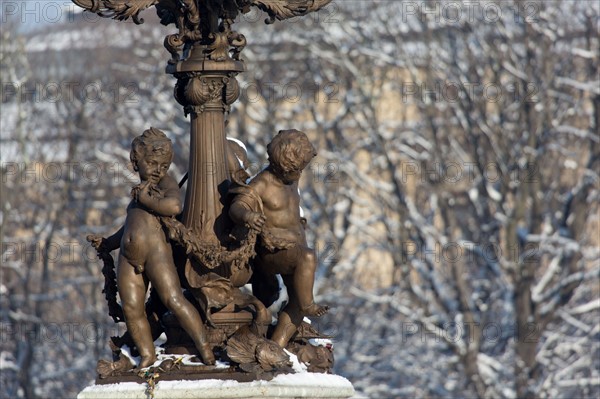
(77, 373), (355, 399)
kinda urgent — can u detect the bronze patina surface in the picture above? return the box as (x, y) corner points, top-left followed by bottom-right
(74, 0), (335, 385)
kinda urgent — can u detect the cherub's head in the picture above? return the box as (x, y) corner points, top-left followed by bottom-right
(130, 127), (173, 183)
(267, 129), (316, 184)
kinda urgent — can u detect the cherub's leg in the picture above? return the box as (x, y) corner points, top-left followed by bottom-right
(293, 248), (329, 317)
(117, 256), (156, 368)
(271, 274), (303, 348)
(145, 258), (215, 365)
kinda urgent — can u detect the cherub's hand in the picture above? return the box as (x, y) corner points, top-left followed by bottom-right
(131, 180), (152, 203)
(130, 184), (141, 201)
(137, 181), (155, 207)
(86, 234), (107, 252)
(244, 211), (266, 231)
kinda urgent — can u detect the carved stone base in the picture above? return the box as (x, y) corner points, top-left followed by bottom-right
(95, 365), (270, 385)
(162, 308), (255, 353)
(78, 373), (355, 399)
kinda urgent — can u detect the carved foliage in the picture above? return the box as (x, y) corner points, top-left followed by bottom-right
(187, 77), (224, 106)
(174, 74), (240, 114)
(248, 0), (333, 23)
(73, 0), (334, 26)
(86, 235), (124, 323)
(72, 0), (332, 64)
(72, 0), (161, 24)
(206, 32), (232, 62)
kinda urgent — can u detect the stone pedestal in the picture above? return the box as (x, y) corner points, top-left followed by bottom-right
(78, 373), (355, 399)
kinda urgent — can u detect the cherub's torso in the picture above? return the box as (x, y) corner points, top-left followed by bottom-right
(121, 175), (178, 263)
(252, 170), (305, 243)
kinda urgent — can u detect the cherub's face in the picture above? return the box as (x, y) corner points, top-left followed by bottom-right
(136, 153), (171, 184)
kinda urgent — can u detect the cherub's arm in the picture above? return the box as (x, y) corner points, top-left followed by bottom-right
(87, 225), (123, 252)
(104, 225), (124, 250)
(230, 202), (265, 231)
(137, 176), (182, 217)
(229, 179), (266, 231)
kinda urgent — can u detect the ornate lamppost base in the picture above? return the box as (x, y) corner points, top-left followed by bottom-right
(77, 373), (355, 399)
(72, 0), (343, 392)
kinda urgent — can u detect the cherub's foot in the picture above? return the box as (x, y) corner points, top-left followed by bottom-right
(301, 302), (329, 317)
(138, 354), (157, 369)
(198, 343), (215, 366)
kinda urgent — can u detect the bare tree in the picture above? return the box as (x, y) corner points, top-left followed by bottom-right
(1, 1), (598, 398)
(232, 1), (599, 397)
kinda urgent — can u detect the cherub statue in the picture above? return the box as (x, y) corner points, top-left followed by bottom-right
(229, 129), (329, 348)
(89, 127), (214, 368)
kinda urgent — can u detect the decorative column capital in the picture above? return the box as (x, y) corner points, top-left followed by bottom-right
(174, 73), (240, 115)
(167, 17), (245, 115)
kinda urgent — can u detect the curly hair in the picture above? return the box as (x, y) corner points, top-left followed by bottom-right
(267, 129), (316, 173)
(130, 127), (173, 169)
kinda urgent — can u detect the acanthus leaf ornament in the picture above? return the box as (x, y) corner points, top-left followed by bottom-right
(72, 1), (334, 29)
(72, 0), (161, 24)
(246, 0), (333, 24)
(73, 0), (333, 62)
(206, 32), (231, 61)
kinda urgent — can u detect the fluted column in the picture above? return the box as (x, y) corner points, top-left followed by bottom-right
(168, 46), (244, 285)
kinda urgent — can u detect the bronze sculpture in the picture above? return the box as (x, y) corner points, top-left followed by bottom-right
(73, 0), (337, 385)
(229, 129), (329, 348)
(89, 128), (215, 369)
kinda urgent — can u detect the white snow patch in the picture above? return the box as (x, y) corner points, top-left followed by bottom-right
(119, 345), (140, 367)
(79, 373), (355, 397)
(468, 187), (478, 202)
(486, 184), (502, 202)
(284, 349), (308, 373)
(571, 47), (597, 59)
(267, 274), (289, 324)
(564, 159), (578, 169)
(0, 351), (19, 371)
(120, 338), (226, 370)
(308, 338), (333, 348)
(269, 372), (352, 387)
(226, 137), (247, 152)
